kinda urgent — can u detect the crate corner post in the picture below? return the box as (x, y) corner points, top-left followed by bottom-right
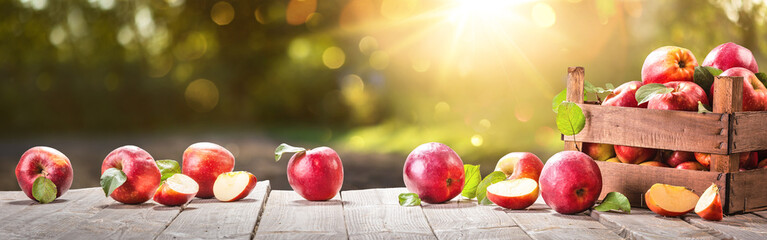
(564, 66), (585, 151)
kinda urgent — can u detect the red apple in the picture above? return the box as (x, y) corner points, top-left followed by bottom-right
(639, 161), (669, 168)
(486, 178), (539, 210)
(581, 143), (615, 161)
(717, 67), (767, 111)
(494, 152), (544, 182)
(676, 161), (706, 171)
(646, 183), (699, 217)
(614, 145), (656, 164)
(642, 46), (698, 84)
(758, 159), (767, 169)
(101, 145), (161, 204)
(605, 157), (620, 163)
(602, 81), (648, 108)
(213, 171), (257, 202)
(647, 81), (709, 111)
(15, 146), (74, 203)
(695, 184), (723, 221)
(279, 146), (344, 201)
(661, 151), (694, 168)
(702, 42), (759, 73)
(182, 142), (235, 198)
(539, 151), (602, 214)
(695, 152), (757, 169)
(403, 142), (465, 204)
(153, 173), (199, 206)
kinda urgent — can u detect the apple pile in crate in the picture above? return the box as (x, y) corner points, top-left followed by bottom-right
(584, 42), (767, 171)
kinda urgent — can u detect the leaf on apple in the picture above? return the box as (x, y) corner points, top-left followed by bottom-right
(476, 171), (507, 205)
(755, 72), (767, 87)
(556, 102), (586, 136)
(461, 164), (481, 199)
(635, 83), (673, 105)
(693, 66), (723, 98)
(552, 89), (567, 113)
(100, 168), (127, 197)
(584, 81), (614, 94)
(398, 193), (421, 206)
(594, 192), (631, 213)
(156, 159), (181, 181)
(698, 101), (712, 113)
(274, 143), (307, 162)
(32, 176), (57, 204)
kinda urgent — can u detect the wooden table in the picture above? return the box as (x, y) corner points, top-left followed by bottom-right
(2, 181), (766, 239)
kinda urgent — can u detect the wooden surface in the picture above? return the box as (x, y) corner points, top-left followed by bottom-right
(711, 76), (743, 173)
(564, 66), (585, 152)
(3, 183), (767, 239)
(731, 111), (767, 153)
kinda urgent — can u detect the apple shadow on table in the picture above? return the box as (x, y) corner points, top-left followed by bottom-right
(190, 198), (257, 204)
(107, 202), (156, 209)
(6, 198), (69, 205)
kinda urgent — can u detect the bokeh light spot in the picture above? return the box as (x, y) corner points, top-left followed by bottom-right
(471, 134), (483, 147)
(514, 105), (533, 122)
(49, 25), (67, 46)
(211, 1), (235, 26)
(288, 38), (312, 60)
(254, 7), (267, 24)
(286, 0), (317, 25)
(185, 79), (220, 113)
(358, 36), (378, 55)
(479, 119), (491, 130)
(532, 3), (556, 28)
(322, 46), (346, 69)
(434, 101), (450, 114)
(369, 51), (390, 70)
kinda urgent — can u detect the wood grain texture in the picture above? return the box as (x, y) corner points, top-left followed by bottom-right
(505, 199), (621, 240)
(342, 188), (435, 240)
(591, 209), (716, 239)
(156, 180), (271, 240)
(732, 111), (767, 153)
(254, 190), (347, 240)
(56, 198), (182, 239)
(422, 197), (530, 240)
(0, 188), (112, 239)
(727, 169), (767, 214)
(595, 161), (727, 210)
(683, 213), (767, 239)
(711, 76), (743, 172)
(564, 66), (585, 151)
(0, 190), (33, 220)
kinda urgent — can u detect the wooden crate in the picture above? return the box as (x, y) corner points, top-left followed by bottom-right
(561, 67), (767, 214)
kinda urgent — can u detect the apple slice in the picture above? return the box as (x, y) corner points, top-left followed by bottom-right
(695, 184), (723, 221)
(645, 183), (699, 217)
(213, 171), (257, 202)
(486, 178), (539, 210)
(153, 174), (199, 206)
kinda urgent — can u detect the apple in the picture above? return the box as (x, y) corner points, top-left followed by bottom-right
(695, 184), (723, 221)
(101, 145), (162, 204)
(581, 143), (615, 161)
(494, 152), (544, 181)
(539, 151), (602, 214)
(694, 151), (757, 169)
(676, 161), (706, 171)
(702, 42), (759, 73)
(639, 161), (669, 168)
(614, 145), (656, 164)
(759, 159), (767, 169)
(647, 81), (709, 111)
(153, 173), (199, 206)
(641, 46), (698, 84)
(661, 150), (694, 168)
(605, 157), (620, 163)
(15, 146), (74, 202)
(486, 178), (539, 210)
(403, 142), (465, 204)
(276, 145), (344, 201)
(602, 81), (648, 108)
(717, 67), (767, 111)
(214, 171), (257, 202)
(645, 183), (699, 217)
(183, 142), (235, 198)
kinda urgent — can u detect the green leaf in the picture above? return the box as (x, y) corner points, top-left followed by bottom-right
(635, 83), (673, 105)
(556, 102), (586, 136)
(693, 66), (722, 98)
(755, 72), (767, 87)
(605, 83), (615, 90)
(594, 192), (631, 213)
(584, 81), (614, 94)
(698, 101), (712, 113)
(552, 89), (567, 113)
(32, 176), (57, 204)
(475, 171), (507, 205)
(584, 81), (597, 93)
(274, 143), (306, 161)
(100, 168), (127, 197)
(461, 164), (481, 199)
(156, 160), (181, 181)
(398, 193), (421, 206)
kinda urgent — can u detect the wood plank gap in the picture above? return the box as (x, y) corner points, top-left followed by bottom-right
(419, 202), (440, 240)
(249, 182), (272, 240)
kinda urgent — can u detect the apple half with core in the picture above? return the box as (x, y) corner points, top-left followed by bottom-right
(183, 142), (235, 198)
(403, 142), (465, 204)
(539, 151), (602, 214)
(275, 143), (344, 201)
(214, 171), (257, 202)
(641, 46), (698, 84)
(101, 145), (162, 204)
(645, 183), (699, 217)
(153, 174), (199, 206)
(702, 42), (759, 73)
(494, 152), (544, 181)
(15, 146), (74, 203)
(695, 184), (723, 221)
(486, 178), (539, 210)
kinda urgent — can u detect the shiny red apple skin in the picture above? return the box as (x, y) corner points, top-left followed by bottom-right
(661, 151), (695, 168)
(582, 143), (615, 161)
(288, 147), (344, 201)
(403, 142), (465, 204)
(539, 151), (602, 215)
(614, 145), (657, 164)
(182, 142), (235, 198)
(642, 46), (698, 84)
(702, 42), (759, 73)
(153, 177), (198, 206)
(15, 146), (74, 201)
(717, 67), (767, 111)
(101, 145), (161, 204)
(648, 81), (709, 111)
(676, 161), (706, 171)
(504, 152), (545, 182)
(602, 81), (648, 108)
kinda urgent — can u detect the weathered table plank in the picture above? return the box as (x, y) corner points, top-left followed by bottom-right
(156, 180), (271, 240)
(0, 190), (35, 220)
(422, 198), (530, 240)
(56, 198), (182, 239)
(683, 213), (767, 239)
(506, 199), (622, 240)
(342, 188), (435, 240)
(591, 209), (717, 239)
(254, 190), (347, 239)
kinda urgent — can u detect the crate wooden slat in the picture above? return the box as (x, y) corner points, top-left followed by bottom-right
(731, 111), (767, 153)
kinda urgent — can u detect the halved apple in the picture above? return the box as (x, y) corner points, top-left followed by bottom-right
(695, 184), (723, 221)
(213, 171), (257, 202)
(153, 174), (199, 206)
(486, 178), (539, 210)
(645, 183), (699, 217)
